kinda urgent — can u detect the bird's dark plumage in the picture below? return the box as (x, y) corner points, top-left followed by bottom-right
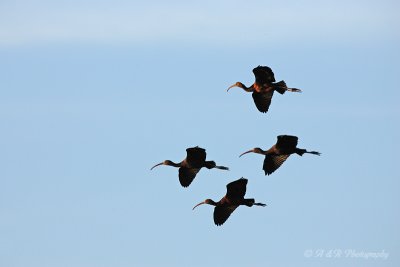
(214, 205), (238, 226)
(213, 178), (248, 225)
(264, 135), (299, 175)
(239, 135), (320, 175)
(151, 146), (229, 188)
(252, 90), (273, 113)
(227, 65), (301, 113)
(253, 65), (276, 84)
(226, 177), (247, 200)
(178, 167), (200, 187)
(193, 178), (266, 226)
(185, 147), (206, 168)
(276, 135), (298, 154)
(263, 154), (290, 175)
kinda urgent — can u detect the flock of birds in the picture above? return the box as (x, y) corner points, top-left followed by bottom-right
(151, 66), (321, 226)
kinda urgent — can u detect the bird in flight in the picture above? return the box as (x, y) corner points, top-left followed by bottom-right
(239, 135), (321, 175)
(193, 177), (266, 225)
(227, 65), (302, 113)
(151, 146), (229, 188)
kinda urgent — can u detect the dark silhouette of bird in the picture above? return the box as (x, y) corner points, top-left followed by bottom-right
(239, 135), (321, 175)
(227, 65), (302, 113)
(193, 178), (266, 226)
(151, 146), (229, 188)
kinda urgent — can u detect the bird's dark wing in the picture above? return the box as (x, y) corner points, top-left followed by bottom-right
(263, 154), (291, 175)
(253, 66), (276, 84)
(186, 146), (206, 167)
(213, 205), (238, 226)
(252, 91), (273, 113)
(276, 135), (298, 153)
(178, 167), (200, 187)
(226, 178), (247, 200)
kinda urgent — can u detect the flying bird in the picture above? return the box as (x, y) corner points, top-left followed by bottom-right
(151, 146), (229, 188)
(227, 65), (302, 113)
(193, 178), (266, 226)
(239, 135), (321, 175)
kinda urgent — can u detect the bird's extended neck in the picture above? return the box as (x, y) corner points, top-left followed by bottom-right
(207, 199), (218, 206)
(167, 160), (182, 167)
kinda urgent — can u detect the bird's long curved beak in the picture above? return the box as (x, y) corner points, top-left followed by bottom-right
(192, 201), (206, 210)
(150, 162), (163, 170)
(227, 83), (237, 92)
(239, 149), (253, 157)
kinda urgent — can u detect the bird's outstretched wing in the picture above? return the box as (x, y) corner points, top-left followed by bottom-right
(276, 135), (298, 154)
(226, 178), (247, 200)
(253, 66), (276, 84)
(178, 167), (200, 187)
(186, 146), (206, 168)
(252, 91), (273, 113)
(213, 205), (238, 226)
(263, 154), (291, 175)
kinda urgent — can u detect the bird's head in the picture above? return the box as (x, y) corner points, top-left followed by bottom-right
(227, 82), (245, 92)
(192, 199), (216, 210)
(239, 147), (264, 157)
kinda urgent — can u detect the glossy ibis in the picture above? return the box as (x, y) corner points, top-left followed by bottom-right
(151, 146), (229, 188)
(193, 178), (266, 226)
(227, 65), (302, 113)
(239, 135), (321, 175)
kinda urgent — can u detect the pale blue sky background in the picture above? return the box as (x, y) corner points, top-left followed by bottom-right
(0, 0), (399, 266)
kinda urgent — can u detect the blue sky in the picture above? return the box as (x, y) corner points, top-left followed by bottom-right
(0, 0), (399, 266)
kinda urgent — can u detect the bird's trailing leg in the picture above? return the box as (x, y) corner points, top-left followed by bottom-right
(274, 81), (302, 94)
(244, 198), (267, 207)
(205, 161), (229, 170)
(307, 151), (321, 156)
(295, 148), (321, 156)
(215, 165), (229, 170)
(286, 88), (302, 93)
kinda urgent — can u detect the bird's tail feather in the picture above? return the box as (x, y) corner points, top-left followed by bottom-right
(244, 199), (255, 207)
(204, 161), (216, 169)
(295, 148), (307, 156)
(274, 80), (288, 94)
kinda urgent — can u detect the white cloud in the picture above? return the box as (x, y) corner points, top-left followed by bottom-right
(0, 1), (398, 46)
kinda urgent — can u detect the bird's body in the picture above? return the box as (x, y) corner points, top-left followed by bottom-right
(151, 146), (229, 187)
(227, 66), (302, 113)
(193, 178), (266, 226)
(240, 135), (321, 175)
